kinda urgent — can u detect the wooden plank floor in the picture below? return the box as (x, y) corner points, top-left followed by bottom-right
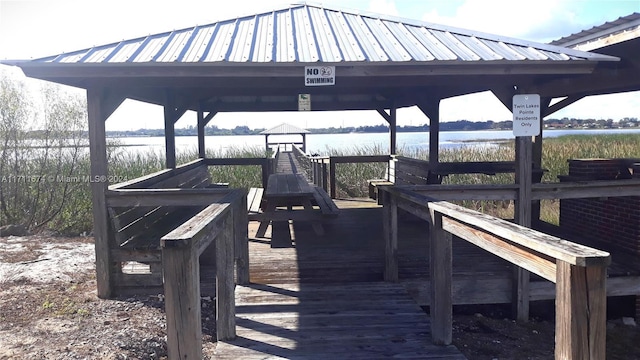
(214, 282), (464, 359)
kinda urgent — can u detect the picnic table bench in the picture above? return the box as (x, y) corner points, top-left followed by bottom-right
(255, 173), (338, 239)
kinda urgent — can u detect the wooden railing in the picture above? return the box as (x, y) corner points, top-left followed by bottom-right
(379, 186), (611, 359)
(301, 151), (391, 198)
(161, 189), (246, 359)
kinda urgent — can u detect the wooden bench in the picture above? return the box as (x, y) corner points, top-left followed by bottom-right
(247, 187), (264, 221)
(368, 156), (432, 204)
(312, 186), (339, 217)
(107, 165), (214, 294)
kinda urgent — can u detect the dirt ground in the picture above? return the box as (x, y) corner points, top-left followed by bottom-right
(1, 235), (639, 359)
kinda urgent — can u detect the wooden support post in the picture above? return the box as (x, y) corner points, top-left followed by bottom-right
(555, 262), (607, 360)
(417, 99), (441, 183)
(383, 190), (398, 282)
(429, 210), (453, 345)
(261, 158), (270, 188)
(217, 211), (236, 340)
(322, 161), (328, 192)
(235, 191), (250, 285)
(163, 243), (202, 360)
(164, 93), (177, 169)
(330, 159), (337, 199)
(514, 136), (533, 322)
(390, 105), (397, 155)
(197, 110), (206, 159)
(87, 88), (113, 299)
(302, 133), (306, 153)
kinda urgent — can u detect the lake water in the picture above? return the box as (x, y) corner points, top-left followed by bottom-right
(110, 128), (640, 156)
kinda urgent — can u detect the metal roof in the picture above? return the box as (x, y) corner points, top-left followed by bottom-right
(550, 13), (640, 49)
(260, 123), (310, 135)
(35, 3), (616, 65)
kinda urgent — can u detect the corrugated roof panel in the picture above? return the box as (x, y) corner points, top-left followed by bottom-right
(275, 10), (296, 62)
(292, 6), (319, 62)
(251, 13), (275, 62)
(479, 40), (526, 60)
(325, 10), (365, 61)
(430, 30), (480, 61)
(108, 39), (146, 63)
(180, 25), (215, 62)
(364, 18), (412, 61)
(308, 7), (342, 62)
(22, 3), (617, 65)
(83, 46), (116, 63)
(56, 50), (90, 63)
(132, 35), (167, 62)
(203, 21), (236, 62)
(155, 29), (193, 62)
(227, 17), (256, 62)
(507, 44), (548, 60)
(343, 13), (389, 61)
(456, 35), (503, 61)
(538, 49), (570, 61)
(407, 27), (457, 60)
(384, 22), (435, 61)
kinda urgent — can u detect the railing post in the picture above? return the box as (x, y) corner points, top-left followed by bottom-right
(330, 158), (337, 199)
(382, 190), (398, 282)
(217, 211), (236, 340)
(429, 210), (452, 345)
(235, 190), (250, 285)
(163, 243), (202, 359)
(555, 262), (607, 360)
(322, 161), (328, 192)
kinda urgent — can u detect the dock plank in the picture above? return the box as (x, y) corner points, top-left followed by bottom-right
(215, 282), (466, 359)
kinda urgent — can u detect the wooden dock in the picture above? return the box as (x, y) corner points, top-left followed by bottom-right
(204, 194), (640, 358)
(210, 199), (466, 358)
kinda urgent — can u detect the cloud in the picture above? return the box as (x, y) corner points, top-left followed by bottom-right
(367, 0), (400, 16)
(420, 0), (586, 43)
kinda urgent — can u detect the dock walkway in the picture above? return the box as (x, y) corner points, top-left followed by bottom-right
(211, 190), (467, 358)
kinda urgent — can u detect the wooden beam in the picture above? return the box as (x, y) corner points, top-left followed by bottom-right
(390, 103), (397, 155)
(417, 99), (440, 182)
(429, 210), (452, 345)
(86, 87), (113, 299)
(514, 135), (533, 322)
(555, 262), (607, 360)
(164, 91), (177, 169)
(543, 95), (585, 117)
(383, 191), (398, 282)
(100, 89), (125, 121)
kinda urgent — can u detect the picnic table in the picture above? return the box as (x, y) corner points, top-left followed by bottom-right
(256, 173), (325, 237)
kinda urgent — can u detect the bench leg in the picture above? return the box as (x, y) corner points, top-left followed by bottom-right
(302, 198), (324, 236)
(256, 202), (275, 238)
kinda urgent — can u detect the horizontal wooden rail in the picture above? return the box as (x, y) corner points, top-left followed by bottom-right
(109, 158), (205, 190)
(380, 186), (611, 359)
(106, 188), (233, 207)
(397, 178), (640, 202)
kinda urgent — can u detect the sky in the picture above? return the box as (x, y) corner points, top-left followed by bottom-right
(1, 0), (639, 131)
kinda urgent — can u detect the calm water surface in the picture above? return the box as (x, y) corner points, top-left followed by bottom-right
(110, 129), (640, 156)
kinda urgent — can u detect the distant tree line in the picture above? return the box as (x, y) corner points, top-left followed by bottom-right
(100, 117), (639, 138)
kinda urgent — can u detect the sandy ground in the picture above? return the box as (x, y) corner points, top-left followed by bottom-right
(1, 235), (639, 359)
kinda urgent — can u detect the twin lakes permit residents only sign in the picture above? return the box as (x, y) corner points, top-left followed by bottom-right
(512, 94), (541, 136)
(305, 66), (335, 86)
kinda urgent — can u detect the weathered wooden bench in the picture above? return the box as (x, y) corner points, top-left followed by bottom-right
(312, 186), (339, 217)
(368, 156), (432, 204)
(106, 161), (249, 295)
(247, 187), (264, 221)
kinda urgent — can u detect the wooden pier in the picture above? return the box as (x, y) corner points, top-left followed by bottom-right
(210, 198), (466, 358)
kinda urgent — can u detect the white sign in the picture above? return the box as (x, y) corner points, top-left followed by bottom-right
(305, 66), (335, 86)
(512, 94), (541, 136)
(298, 94), (311, 111)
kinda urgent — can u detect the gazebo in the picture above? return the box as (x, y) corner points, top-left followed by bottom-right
(260, 122), (310, 153)
(4, 0), (631, 300)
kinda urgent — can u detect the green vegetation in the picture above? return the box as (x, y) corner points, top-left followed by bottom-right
(2, 73), (639, 234)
